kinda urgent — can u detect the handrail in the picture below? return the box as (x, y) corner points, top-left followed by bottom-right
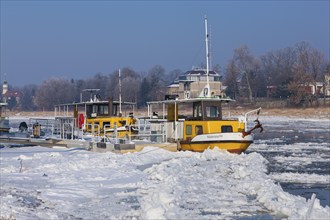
(243, 107), (261, 131)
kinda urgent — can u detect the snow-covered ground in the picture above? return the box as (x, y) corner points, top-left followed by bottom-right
(1, 116), (329, 219)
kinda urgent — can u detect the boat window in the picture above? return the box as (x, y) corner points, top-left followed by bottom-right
(221, 125), (233, 133)
(103, 122), (110, 129)
(186, 125), (192, 135)
(196, 125), (203, 135)
(92, 105), (98, 114)
(193, 104), (202, 117)
(206, 106), (220, 118)
(112, 105), (117, 116)
(98, 105), (104, 115)
(104, 105), (109, 115)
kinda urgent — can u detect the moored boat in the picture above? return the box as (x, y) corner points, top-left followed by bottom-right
(55, 96), (138, 139)
(147, 98), (262, 154)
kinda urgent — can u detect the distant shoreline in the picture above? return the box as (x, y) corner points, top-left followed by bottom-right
(5, 106), (329, 119)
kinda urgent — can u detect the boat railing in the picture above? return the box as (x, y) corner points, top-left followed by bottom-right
(28, 117), (56, 138)
(103, 124), (121, 144)
(53, 117), (83, 140)
(84, 122), (102, 142)
(60, 119), (182, 144)
(124, 120), (184, 143)
(125, 123), (166, 143)
(243, 107), (262, 131)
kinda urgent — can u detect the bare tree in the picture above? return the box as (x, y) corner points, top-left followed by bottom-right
(35, 78), (75, 110)
(84, 73), (110, 100)
(290, 42), (327, 106)
(225, 45), (259, 102)
(109, 68), (141, 103)
(165, 69), (182, 85)
(20, 84), (38, 111)
(260, 47), (296, 98)
(224, 59), (240, 99)
(147, 65), (166, 101)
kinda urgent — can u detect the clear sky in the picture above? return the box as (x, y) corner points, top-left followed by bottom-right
(1, 0), (329, 86)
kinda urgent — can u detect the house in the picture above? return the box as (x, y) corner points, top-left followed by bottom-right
(266, 79), (328, 99)
(325, 74), (330, 97)
(167, 68), (225, 99)
(2, 80), (22, 109)
(3, 90), (22, 105)
(266, 85), (278, 98)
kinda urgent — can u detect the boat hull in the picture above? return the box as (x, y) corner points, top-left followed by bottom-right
(179, 132), (253, 154)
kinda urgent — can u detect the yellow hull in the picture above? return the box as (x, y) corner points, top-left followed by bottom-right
(180, 119), (253, 153)
(180, 141), (252, 154)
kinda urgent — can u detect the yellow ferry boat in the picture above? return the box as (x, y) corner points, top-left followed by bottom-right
(147, 98), (262, 154)
(55, 96), (138, 139)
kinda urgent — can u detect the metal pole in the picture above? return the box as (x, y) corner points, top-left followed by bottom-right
(174, 102), (177, 141)
(204, 16), (211, 98)
(119, 69), (122, 115)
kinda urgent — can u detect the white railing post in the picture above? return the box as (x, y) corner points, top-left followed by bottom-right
(243, 107), (261, 131)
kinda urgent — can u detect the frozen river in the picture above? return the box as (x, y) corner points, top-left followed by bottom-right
(1, 116), (329, 219)
(248, 116), (330, 208)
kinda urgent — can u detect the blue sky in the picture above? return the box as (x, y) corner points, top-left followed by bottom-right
(1, 0), (329, 86)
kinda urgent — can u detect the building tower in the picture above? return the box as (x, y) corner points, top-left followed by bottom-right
(2, 73), (8, 103)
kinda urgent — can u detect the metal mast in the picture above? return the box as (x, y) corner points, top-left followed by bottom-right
(204, 16), (211, 98)
(119, 69), (122, 115)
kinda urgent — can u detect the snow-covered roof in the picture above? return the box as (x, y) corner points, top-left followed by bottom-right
(147, 97), (235, 105)
(184, 69), (219, 76)
(167, 84), (179, 88)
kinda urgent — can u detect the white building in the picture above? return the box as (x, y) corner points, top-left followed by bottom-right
(167, 68), (225, 99)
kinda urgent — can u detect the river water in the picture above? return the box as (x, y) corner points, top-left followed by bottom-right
(247, 116), (330, 207)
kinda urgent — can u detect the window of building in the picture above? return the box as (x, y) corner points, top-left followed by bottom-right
(191, 76), (198, 81)
(179, 76), (187, 81)
(214, 76), (221, 81)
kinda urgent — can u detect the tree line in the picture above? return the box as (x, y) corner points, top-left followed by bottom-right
(224, 42), (329, 105)
(5, 41), (329, 111)
(7, 65), (182, 111)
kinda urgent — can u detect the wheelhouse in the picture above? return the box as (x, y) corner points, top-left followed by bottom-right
(55, 98), (136, 137)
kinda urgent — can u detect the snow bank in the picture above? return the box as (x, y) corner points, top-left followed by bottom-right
(137, 148), (329, 219)
(1, 146), (329, 219)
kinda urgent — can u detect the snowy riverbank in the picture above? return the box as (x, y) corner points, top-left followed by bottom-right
(1, 115), (329, 219)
